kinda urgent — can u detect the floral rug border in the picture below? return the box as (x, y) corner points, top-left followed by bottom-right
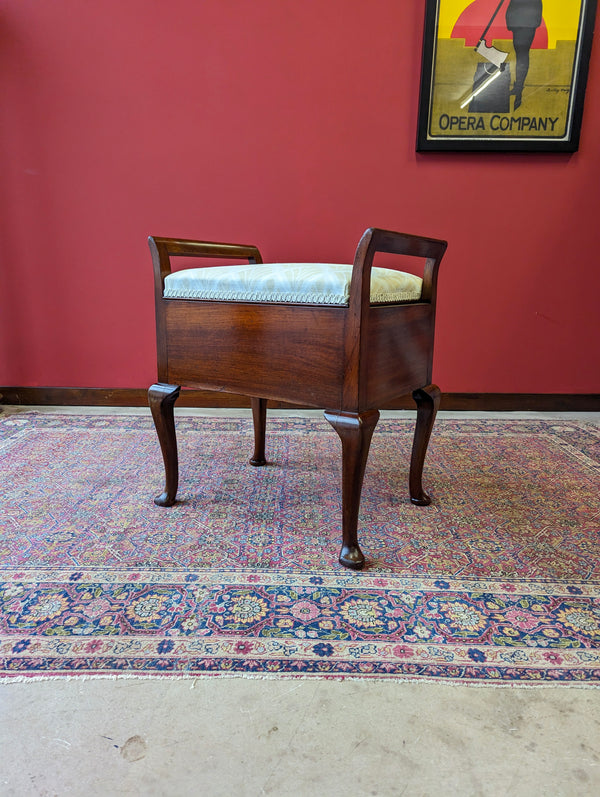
(3, 567), (600, 683)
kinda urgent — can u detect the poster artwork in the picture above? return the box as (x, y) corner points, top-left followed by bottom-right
(417, 0), (597, 150)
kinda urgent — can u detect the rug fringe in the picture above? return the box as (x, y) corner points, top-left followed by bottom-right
(2, 672), (600, 689)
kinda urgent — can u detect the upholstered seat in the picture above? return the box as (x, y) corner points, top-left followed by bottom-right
(163, 263), (423, 305)
(148, 228), (447, 569)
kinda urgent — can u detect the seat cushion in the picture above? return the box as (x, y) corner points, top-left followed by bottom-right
(163, 263), (422, 305)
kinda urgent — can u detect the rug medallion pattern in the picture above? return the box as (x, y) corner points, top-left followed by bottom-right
(1, 413), (599, 683)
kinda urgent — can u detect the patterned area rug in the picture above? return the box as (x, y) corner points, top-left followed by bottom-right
(1, 412), (599, 684)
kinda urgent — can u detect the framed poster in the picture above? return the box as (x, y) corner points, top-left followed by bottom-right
(417, 0), (597, 151)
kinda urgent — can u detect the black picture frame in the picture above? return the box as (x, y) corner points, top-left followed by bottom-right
(417, 0), (597, 152)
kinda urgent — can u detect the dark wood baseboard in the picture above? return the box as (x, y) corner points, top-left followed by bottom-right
(1, 387), (599, 412)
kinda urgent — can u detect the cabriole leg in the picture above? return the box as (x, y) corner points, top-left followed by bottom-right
(324, 409), (380, 570)
(148, 383), (180, 507)
(409, 384), (441, 506)
(249, 397), (267, 466)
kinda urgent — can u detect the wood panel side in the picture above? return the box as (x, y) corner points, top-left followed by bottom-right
(364, 304), (434, 409)
(164, 301), (346, 409)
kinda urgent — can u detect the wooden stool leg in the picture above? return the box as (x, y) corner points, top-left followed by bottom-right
(249, 397), (267, 466)
(325, 409), (380, 570)
(409, 384), (441, 506)
(148, 383), (180, 507)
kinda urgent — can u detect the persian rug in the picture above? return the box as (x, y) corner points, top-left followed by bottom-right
(1, 411), (599, 684)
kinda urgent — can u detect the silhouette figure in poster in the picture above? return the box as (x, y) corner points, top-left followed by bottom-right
(506, 0), (543, 109)
(453, 0), (546, 112)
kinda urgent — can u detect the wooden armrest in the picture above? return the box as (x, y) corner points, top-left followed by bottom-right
(149, 236), (263, 292)
(350, 227), (447, 305)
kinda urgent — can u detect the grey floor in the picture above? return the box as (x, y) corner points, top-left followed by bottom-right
(2, 408), (600, 797)
(4, 677), (600, 796)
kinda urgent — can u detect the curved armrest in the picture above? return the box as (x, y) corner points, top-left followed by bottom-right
(148, 236), (263, 294)
(349, 227), (447, 308)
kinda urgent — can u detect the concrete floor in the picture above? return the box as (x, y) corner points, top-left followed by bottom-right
(3, 677), (600, 796)
(2, 408), (600, 796)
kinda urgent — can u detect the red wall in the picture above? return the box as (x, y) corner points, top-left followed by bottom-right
(2, 0), (599, 393)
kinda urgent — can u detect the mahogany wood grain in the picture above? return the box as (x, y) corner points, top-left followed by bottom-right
(164, 302), (345, 408)
(365, 304), (433, 408)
